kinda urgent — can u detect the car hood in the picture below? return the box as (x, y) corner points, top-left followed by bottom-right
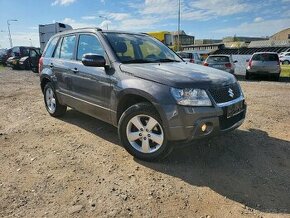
(119, 62), (236, 88)
(7, 57), (17, 62)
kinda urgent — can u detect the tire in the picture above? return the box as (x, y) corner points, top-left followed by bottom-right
(282, 60), (289, 65)
(273, 73), (280, 81)
(118, 102), (172, 161)
(43, 82), (67, 117)
(31, 67), (38, 73)
(245, 70), (250, 80)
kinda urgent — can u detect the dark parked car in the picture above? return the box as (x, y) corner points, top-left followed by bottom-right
(0, 49), (7, 64)
(19, 48), (42, 73)
(39, 28), (246, 161)
(0, 48), (12, 65)
(6, 46), (39, 69)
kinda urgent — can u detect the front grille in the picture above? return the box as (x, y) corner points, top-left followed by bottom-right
(219, 111), (245, 130)
(209, 83), (241, 104)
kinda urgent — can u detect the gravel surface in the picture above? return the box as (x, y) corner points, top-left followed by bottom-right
(1, 68), (290, 218)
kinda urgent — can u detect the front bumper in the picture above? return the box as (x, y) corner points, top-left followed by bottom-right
(163, 97), (246, 141)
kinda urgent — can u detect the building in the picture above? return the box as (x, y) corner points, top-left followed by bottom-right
(182, 43), (224, 53)
(194, 39), (222, 45)
(171, 30), (195, 46)
(222, 36), (268, 43)
(270, 28), (290, 41)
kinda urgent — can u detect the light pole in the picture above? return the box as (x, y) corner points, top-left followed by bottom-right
(29, 38), (33, 46)
(0, 30), (5, 48)
(7, 19), (18, 48)
(177, 0), (181, 51)
(99, 15), (109, 30)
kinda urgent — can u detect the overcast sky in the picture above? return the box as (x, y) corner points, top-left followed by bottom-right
(0, 0), (290, 48)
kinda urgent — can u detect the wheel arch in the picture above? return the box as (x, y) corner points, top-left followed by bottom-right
(40, 76), (52, 93)
(115, 89), (167, 127)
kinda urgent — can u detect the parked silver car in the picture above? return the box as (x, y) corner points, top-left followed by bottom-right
(177, 51), (203, 64)
(203, 55), (236, 74)
(246, 52), (281, 80)
(279, 52), (290, 65)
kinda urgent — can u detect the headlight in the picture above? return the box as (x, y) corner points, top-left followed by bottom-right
(170, 88), (212, 106)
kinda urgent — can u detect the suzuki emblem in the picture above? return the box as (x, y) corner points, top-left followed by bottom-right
(228, 88), (234, 98)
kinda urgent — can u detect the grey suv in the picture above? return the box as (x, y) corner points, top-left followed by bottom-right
(39, 28), (247, 161)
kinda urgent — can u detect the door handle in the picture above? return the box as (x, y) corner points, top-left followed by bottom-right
(71, 68), (79, 73)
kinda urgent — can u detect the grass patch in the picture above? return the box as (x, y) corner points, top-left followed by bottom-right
(0, 64), (5, 72)
(281, 65), (290, 77)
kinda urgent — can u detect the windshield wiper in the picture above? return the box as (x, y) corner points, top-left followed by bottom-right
(154, 58), (181, 63)
(122, 59), (155, 64)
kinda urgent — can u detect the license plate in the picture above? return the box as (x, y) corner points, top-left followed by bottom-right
(227, 101), (244, 118)
(212, 64), (222, 68)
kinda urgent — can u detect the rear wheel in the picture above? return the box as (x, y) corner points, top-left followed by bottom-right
(118, 102), (172, 161)
(44, 82), (67, 117)
(245, 70), (251, 80)
(273, 73), (280, 81)
(282, 60), (289, 65)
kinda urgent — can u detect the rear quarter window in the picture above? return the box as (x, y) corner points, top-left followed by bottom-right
(44, 37), (59, 58)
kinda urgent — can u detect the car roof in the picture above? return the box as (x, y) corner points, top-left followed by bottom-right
(208, 54), (231, 57)
(252, 52), (278, 55)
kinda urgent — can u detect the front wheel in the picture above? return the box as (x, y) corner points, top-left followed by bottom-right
(44, 82), (67, 117)
(118, 102), (172, 161)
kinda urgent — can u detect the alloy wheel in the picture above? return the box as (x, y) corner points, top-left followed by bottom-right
(126, 114), (164, 154)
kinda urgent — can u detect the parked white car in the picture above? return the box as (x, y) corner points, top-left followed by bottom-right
(176, 51), (203, 64)
(279, 52), (290, 65)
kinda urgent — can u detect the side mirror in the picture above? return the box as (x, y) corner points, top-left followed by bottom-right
(246, 59), (249, 62)
(82, 53), (106, 67)
(234, 60), (238, 63)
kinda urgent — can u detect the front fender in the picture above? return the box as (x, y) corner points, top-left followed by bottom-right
(112, 78), (176, 129)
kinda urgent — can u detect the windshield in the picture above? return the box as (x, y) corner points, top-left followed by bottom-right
(207, 56), (230, 63)
(178, 52), (190, 59)
(104, 32), (182, 64)
(252, 53), (279, 61)
(0, 49), (6, 55)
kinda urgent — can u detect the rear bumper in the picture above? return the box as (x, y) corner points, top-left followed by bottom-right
(247, 68), (281, 75)
(162, 98), (246, 142)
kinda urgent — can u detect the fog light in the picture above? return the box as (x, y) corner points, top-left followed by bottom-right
(201, 124), (207, 132)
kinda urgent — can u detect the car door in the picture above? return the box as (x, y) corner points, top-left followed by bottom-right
(53, 35), (76, 96)
(69, 33), (112, 122)
(29, 48), (41, 73)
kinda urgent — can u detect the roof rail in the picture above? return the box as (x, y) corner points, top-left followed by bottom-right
(73, 27), (102, 31)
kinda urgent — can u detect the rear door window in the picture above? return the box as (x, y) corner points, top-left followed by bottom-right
(252, 53), (279, 61)
(20, 47), (29, 56)
(60, 35), (76, 60)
